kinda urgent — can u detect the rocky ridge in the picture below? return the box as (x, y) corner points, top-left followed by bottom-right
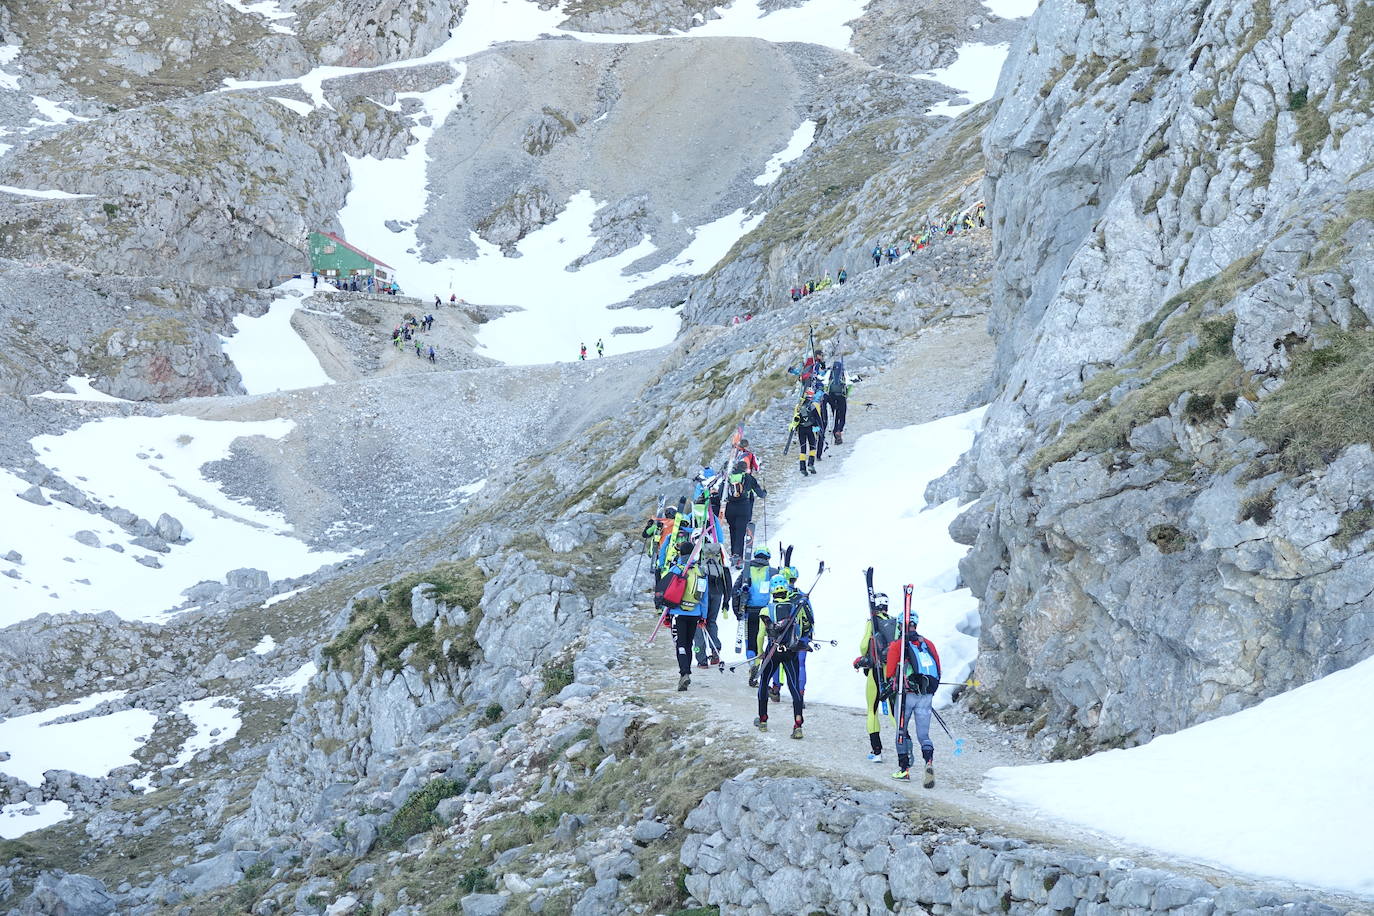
(942, 0), (1374, 755)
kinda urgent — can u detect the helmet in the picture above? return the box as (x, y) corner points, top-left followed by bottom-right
(872, 593), (889, 611)
(769, 574), (789, 593)
(753, 546), (772, 559)
(783, 566), (798, 582)
(663, 507), (677, 517)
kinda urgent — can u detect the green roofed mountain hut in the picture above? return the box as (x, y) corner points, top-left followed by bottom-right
(308, 231), (398, 290)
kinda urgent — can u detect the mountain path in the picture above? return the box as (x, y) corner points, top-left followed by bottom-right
(610, 313), (1366, 902)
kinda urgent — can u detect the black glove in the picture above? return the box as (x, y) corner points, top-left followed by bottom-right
(853, 656), (871, 672)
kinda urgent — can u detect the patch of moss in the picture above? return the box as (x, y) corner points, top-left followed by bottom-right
(1146, 524), (1189, 554)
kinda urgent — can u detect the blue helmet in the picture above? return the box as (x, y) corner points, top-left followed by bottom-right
(753, 546), (772, 559)
(769, 574), (789, 592)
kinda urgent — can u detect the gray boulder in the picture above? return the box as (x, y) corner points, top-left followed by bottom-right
(19, 873), (115, 916)
(155, 513), (184, 542)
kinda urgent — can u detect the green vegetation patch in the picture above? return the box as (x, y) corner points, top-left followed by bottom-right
(321, 561), (486, 674)
(380, 778), (467, 847)
(1334, 501), (1374, 549)
(1246, 331), (1374, 474)
(1034, 314), (1244, 469)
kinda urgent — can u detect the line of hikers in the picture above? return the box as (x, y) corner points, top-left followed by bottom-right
(870, 201), (989, 268)
(635, 342), (942, 785)
(391, 312), (438, 363)
(640, 500), (943, 786)
(790, 269), (847, 300)
(579, 339), (605, 360)
(789, 347), (854, 474)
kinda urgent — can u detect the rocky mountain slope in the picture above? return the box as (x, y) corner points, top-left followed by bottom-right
(949, 0), (1374, 756)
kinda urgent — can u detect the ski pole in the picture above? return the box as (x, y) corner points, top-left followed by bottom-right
(931, 707), (955, 740)
(647, 611), (669, 645)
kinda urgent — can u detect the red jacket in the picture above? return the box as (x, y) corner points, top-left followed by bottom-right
(884, 635), (942, 682)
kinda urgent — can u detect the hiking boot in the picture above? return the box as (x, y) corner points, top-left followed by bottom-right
(791, 724), (804, 739)
(709, 653), (720, 666)
(768, 685), (781, 703)
(891, 769), (910, 781)
(798, 463), (808, 476)
(747, 670), (759, 688)
(923, 763), (935, 789)
(866, 752), (883, 763)
(677, 674), (691, 691)
(753, 716), (768, 731)
(834, 430), (843, 444)
(731, 555), (743, 569)
(696, 661), (709, 669)
(807, 457), (816, 471)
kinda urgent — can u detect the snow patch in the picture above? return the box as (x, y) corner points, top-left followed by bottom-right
(256, 661), (317, 697)
(32, 376), (132, 403)
(251, 634), (278, 654)
(219, 0), (296, 33)
(221, 279), (334, 394)
(754, 119), (817, 186)
(984, 654), (1374, 895)
(686, 0), (869, 52)
(0, 691), (155, 786)
(0, 184), (92, 200)
(263, 585), (310, 607)
(770, 407), (987, 709)
(919, 43), (1010, 117)
(0, 801), (71, 839)
(167, 697), (242, 770)
(29, 96), (89, 126)
(2, 416), (354, 626)
(270, 96), (314, 116)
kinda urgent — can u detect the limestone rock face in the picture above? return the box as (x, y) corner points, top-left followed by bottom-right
(957, 0), (1374, 752)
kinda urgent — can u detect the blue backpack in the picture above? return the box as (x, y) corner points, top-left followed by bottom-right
(746, 564), (774, 607)
(903, 637), (939, 694)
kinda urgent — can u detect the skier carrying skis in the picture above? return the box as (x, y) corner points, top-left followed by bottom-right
(732, 547), (778, 686)
(884, 606), (942, 786)
(596, 338), (605, 357)
(854, 568), (898, 761)
(723, 460), (766, 567)
(662, 537), (708, 691)
(827, 358), (849, 445)
(771, 565), (816, 706)
(754, 574), (805, 739)
(693, 540), (731, 668)
(793, 392), (823, 476)
(579, 343), (587, 360)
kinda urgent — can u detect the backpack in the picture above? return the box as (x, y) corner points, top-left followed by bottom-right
(828, 364), (846, 395)
(904, 637), (939, 694)
(661, 570), (687, 606)
(728, 473), (746, 499)
(746, 564), (772, 607)
(870, 615), (897, 663)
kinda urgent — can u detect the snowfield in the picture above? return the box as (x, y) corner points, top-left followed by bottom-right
(220, 279), (335, 394)
(984, 654), (1374, 895)
(1, 416), (355, 626)
(0, 691), (154, 787)
(768, 407), (987, 710)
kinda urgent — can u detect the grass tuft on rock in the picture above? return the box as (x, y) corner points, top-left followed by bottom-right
(381, 778), (466, 847)
(1246, 331), (1374, 474)
(321, 560), (486, 675)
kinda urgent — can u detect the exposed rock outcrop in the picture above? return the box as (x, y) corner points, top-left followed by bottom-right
(955, 0), (1374, 752)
